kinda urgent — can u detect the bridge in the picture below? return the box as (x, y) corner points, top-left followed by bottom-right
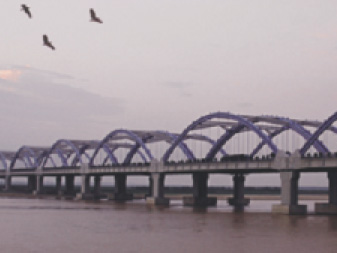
(1, 111), (337, 215)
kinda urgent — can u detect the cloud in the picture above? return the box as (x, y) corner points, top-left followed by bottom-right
(0, 69), (22, 82)
(0, 67), (126, 148)
(0, 79), (125, 123)
(7, 65), (75, 83)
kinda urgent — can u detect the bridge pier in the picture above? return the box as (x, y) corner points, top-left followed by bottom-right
(4, 176), (11, 191)
(78, 175), (91, 199)
(64, 175), (76, 197)
(183, 172), (217, 207)
(56, 176), (62, 196)
(146, 172), (170, 205)
(28, 175), (37, 192)
(112, 174), (133, 202)
(145, 176), (153, 198)
(315, 171), (337, 214)
(272, 171), (307, 215)
(34, 175), (44, 195)
(78, 175), (105, 200)
(93, 175), (106, 199)
(227, 173), (249, 211)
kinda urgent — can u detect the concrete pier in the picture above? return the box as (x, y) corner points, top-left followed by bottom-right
(64, 175), (76, 197)
(146, 172), (169, 205)
(113, 174), (133, 202)
(4, 176), (11, 191)
(272, 171), (307, 215)
(145, 176), (153, 198)
(56, 176), (62, 196)
(34, 175), (44, 195)
(77, 175), (91, 199)
(28, 176), (37, 192)
(227, 173), (249, 211)
(93, 175), (106, 199)
(315, 171), (337, 214)
(183, 172), (217, 207)
(78, 175), (106, 200)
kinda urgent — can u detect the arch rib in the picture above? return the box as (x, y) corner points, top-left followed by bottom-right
(89, 129), (154, 166)
(41, 140), (83, 168)
(251, 116), (329, 156)
(300, 112), (337, 155)
(163, 112), (277, 162)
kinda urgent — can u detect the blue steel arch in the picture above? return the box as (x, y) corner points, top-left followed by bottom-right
(71, 142), (143, 166)
(123, 134), (154, 164)
(122, 131), (227, 163)
(300, 112), (337, 155)
(37, 150), (57, 167)
(269, 116), (328, 153)
(181, 134), (227, 158)
(251, 125), (288, 157)
(163, 112), (278, 162)
(101, 147), (147, 166)
(0, 152), (8, 170)
(71, 144), (91, 166)
(10, 146), (39, 169)
(90, 129), (154, 166)
(207, 116), (330, 160)
(41, 139), (83, 168)
(250, 116), (329, 157)
(157, 131), (195, 160)
(123, 131), (227, 164)
(123, 131), (197, 164)
(166, 131), (227, 158)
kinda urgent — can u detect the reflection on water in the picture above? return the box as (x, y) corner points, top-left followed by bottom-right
(0, 197), (336, 253)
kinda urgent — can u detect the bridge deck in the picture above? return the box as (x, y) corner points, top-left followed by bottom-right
(1, 157), (337, 178)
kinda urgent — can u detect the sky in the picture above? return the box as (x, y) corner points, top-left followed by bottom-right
(1, 1), (337, 186)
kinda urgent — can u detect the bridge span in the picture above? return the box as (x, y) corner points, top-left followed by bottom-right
(1, 111), (337, 215)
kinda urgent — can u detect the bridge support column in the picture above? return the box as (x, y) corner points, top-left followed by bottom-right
(113, 174), (133, 202)
(34, 176), (44, 195)
(183, 172), (217, 207)
(272, 171), (307, 215)
(145, 176), (153, 198)
(56, 176), (62, 196)
(4, 176), (11, 191)
(146, 172), (169, 205)
(315, 171), (337, 214)
(77, 175), (91, 200)
(93, 175), (106, 199)
(64, 175), (76, 197)
(228, 173), (249, 211)
(28, 176), (37, 192)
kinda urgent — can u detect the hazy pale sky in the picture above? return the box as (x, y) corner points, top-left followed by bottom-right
(1, 0), (337, 145)
(0, 1), (337, 187)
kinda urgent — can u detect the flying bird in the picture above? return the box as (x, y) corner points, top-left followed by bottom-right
(90, 8), (103, 23)
(21, 4), (32, 18)
(43, 35), (55, 50)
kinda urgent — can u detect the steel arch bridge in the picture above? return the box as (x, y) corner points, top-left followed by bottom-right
(1, 111), (337, 171)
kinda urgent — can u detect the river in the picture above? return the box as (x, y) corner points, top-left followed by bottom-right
(0, 197), (336, 253)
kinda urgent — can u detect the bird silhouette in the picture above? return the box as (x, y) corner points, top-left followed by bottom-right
(43, 35), (55, 50)
(21, 4), (32, 18)
(90, 8), (103, 23)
